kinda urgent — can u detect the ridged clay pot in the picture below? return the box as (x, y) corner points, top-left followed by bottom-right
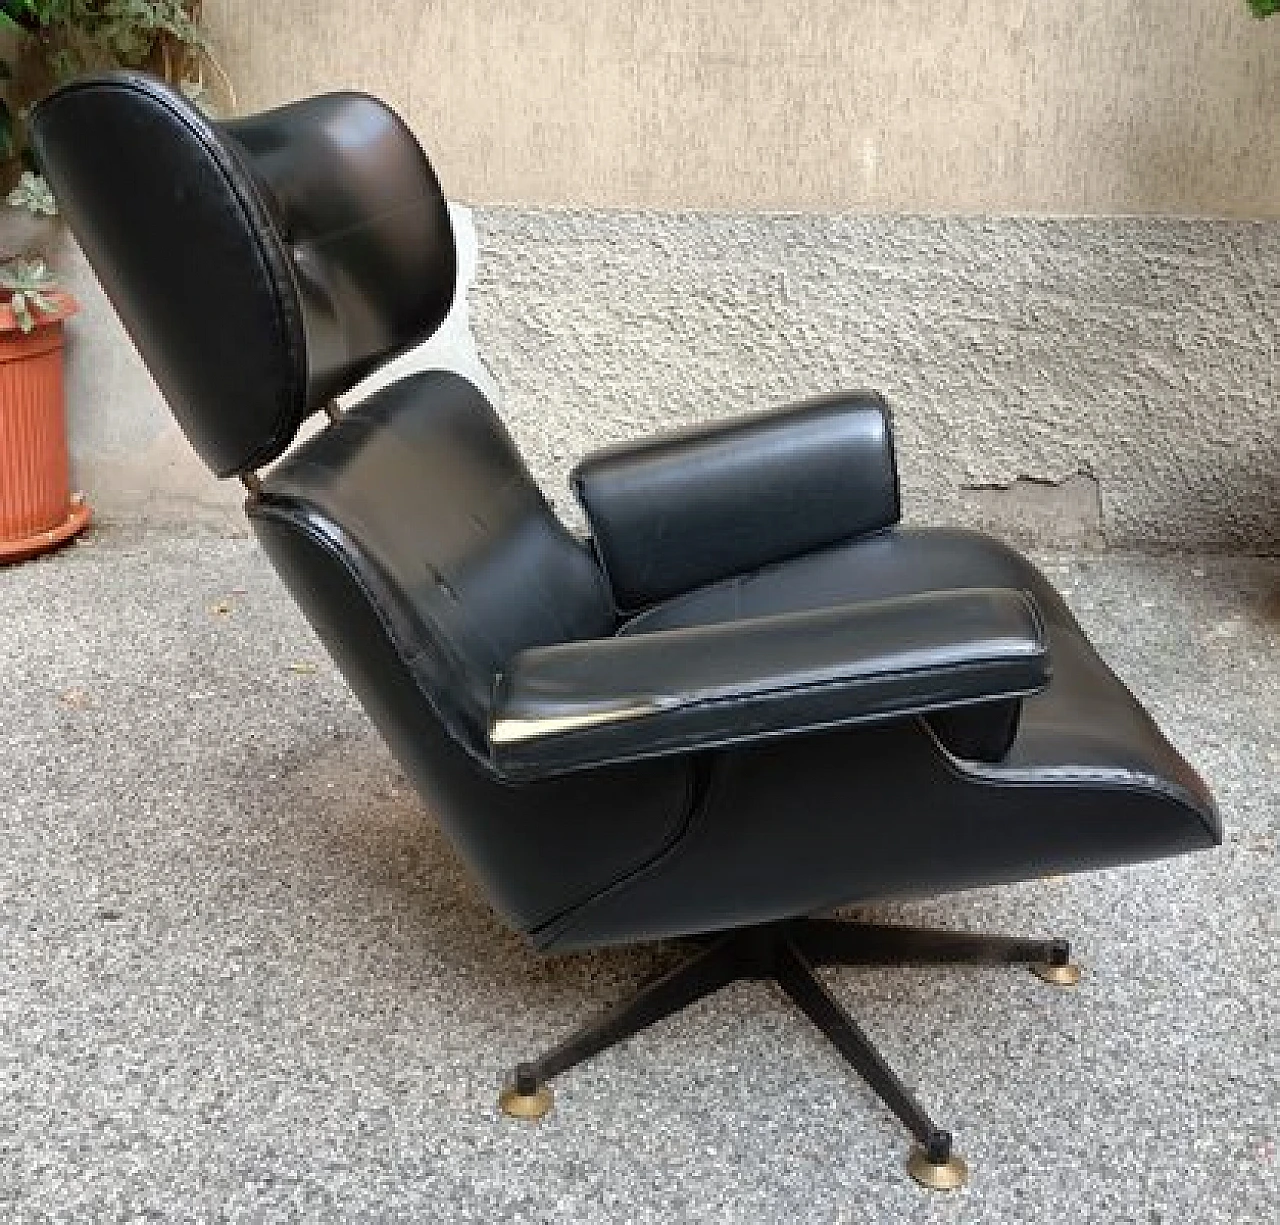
(0, 292), (90, 564)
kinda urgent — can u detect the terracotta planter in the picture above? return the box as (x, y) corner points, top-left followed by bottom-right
(0, 292), (91, 564)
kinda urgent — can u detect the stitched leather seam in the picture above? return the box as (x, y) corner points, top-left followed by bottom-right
(530, 753), (711, 948)
(571, 395), (901, 613)
(210, 131), (310, 471)
(619, 532), (1005, 636)
(500, 694), (1043, 783)
(44, 73), (310, 476)
(252, 500), (698, 935)
(570, 473), (627, 618)
(918, 719), (1217, 830)
(1017, 588), (1048, 650)
(874, 391), (905, 527)
(249, 499), (512, 780)
(540, 717), (1218, 948)
(261, 462), (499, 719)
(673, 649), (1047, 698)
(501, 656), (1047, 772)
(291, 194), (438, 251)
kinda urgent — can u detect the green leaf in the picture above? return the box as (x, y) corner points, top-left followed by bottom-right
(47, 47), (81, 84)
(1249, 0), (1280, 16)
(0, 254), (59, 329)
(0, 256), (57, 294)
(0, 2), (42, 33)
(0, 99), (14, 164)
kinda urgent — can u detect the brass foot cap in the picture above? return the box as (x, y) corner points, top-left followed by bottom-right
(907, 1147), (968, 1190)
(499, 1083), (553, 1121)
(1031, 961), (1082, 987)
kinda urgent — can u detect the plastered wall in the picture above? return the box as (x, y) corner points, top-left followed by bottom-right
(203, 0), (1280, 216)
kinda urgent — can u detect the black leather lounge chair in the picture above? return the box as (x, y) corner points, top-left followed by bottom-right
(31, 74), (1221, 1190)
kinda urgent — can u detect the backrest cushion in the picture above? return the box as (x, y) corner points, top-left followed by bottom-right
(253, 370), (616, 756)
(31, 72), (455, 477)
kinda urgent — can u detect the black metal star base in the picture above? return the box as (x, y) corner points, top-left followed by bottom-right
(499, 917), (1080, 1189)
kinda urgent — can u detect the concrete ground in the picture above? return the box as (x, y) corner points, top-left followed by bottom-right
(0, 523), (1276, 1224)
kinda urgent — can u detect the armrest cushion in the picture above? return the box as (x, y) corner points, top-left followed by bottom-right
(490, 588), (1048, 780)
(571, 392), (899, 610)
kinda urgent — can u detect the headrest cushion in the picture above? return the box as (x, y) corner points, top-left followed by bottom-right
(32, 73), (455, 477)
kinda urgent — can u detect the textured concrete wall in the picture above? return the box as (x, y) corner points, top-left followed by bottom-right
(470, 210), (1280, 550)
(29, 207), (1279, 550)
(203, 0), (1280, 216)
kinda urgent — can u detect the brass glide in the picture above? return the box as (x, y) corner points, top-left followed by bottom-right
(1031, 961), (1083, 986)
(499, 919), (1085, 1188)
(907, 1145), (969, 1191)
(1030, 936), (1082, 986)
(499, 1064), (553, 1120)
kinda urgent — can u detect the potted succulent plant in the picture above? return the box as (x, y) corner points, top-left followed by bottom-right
(0, 1), (220, 562)
(0, 252), (87, 562)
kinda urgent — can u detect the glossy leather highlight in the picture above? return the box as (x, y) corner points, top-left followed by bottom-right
(618, 526), (1216, 821)
(223, 93), (456, 413)
(248, 371), (691, 933)
(539, 714), (1218, 950)
(491, 589), (1048, 778)
(256, 371), (614, 759)
(31, 74), (454, 476)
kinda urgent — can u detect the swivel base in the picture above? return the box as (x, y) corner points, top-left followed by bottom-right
(500, 917), (1080, 1188)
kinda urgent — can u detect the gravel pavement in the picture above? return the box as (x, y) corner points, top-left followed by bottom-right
(0, 525), (1276, 1223)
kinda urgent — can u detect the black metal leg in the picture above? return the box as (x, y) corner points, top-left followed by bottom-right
(797, 918), (1069, 971)
(774, 938), (945, 1150)
(502, 931), (744, 1114)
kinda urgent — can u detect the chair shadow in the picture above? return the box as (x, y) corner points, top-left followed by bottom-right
(262, 729), (1077, 1027)
(261, 730), (673, 1011)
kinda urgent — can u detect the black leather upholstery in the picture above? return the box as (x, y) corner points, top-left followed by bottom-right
(491, 588), (1048, 778)
(248, 371), (690, 933)
(223, 96), (455, 414)
(31, 75), (1219, 960)
(617, 526), (1214, 815)
(256, 371), (615, 757)
(538, 713), (1217, 950)
(572, 393), (900, 609)
(32, 74), (454, 476)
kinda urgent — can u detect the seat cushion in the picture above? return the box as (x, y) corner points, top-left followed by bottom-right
(619, 527), (1217, 819)
(620, 527), (1076, 636)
